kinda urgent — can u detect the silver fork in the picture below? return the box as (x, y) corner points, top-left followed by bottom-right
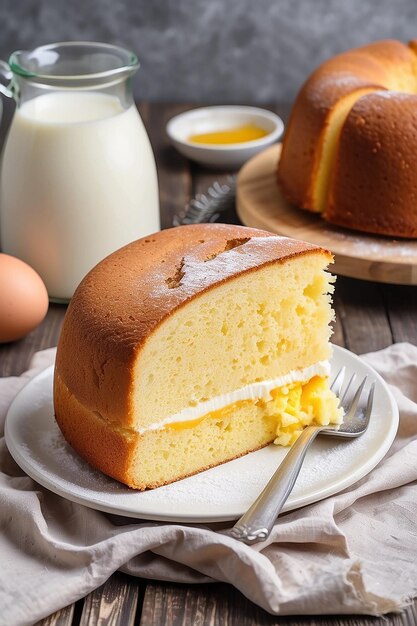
(223, 369), (375, 545)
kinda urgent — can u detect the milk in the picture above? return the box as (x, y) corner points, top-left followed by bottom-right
(0, 92), (160, 300)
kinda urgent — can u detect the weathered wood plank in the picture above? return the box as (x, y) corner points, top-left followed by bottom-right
(139, 102), (193, 229)
(0, 304), (66, 377)
(331, 295), (346, 349)
(382, 283), (417, 345)
(35, 604), (74, 626)
(332, 276), (392, 355)
(139, 582), (417, 626)
(79, 574), (139, 626)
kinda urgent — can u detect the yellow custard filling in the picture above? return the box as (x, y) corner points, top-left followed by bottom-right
(167, 399), (251, 431)
(268, 375), (343, 445)
(166, 376), (342, 445)
(188, 124), (269, 145)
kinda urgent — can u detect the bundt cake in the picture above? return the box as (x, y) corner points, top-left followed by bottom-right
(278, 39), (417, 238)
(54, 223), (342, 490)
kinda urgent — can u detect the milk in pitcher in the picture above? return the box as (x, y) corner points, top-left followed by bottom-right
(1, 90), (160, 300)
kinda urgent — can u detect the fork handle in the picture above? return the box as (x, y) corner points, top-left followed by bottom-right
(225, 425), (325, 545)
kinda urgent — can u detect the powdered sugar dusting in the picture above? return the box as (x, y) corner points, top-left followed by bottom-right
(328, 227), (417, 260)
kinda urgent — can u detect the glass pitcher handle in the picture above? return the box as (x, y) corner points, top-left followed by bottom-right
(0, 61), (14, 98)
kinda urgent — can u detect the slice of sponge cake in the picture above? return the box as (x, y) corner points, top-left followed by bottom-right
(54, 224), (342, 490)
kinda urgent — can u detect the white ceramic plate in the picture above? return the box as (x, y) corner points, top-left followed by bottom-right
(166, 105), (284, 169)
(5, 345), (398, 523)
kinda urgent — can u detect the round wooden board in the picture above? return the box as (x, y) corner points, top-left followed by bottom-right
(236, 144), (417, 285)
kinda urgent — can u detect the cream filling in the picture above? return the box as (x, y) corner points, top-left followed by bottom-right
(138, 360), (330, 434)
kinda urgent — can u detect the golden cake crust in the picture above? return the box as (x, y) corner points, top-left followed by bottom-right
(327, 92), (417, 237)
(277, 39), (417, 237)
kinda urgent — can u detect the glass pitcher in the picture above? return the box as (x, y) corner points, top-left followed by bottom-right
(0, 42), (160, 301)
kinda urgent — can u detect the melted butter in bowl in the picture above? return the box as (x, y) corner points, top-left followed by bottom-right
(166, 105), (284, 169)
(189, 124), (270, 145)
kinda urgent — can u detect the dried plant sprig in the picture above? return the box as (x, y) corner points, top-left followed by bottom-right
(173, 176), (236, 226)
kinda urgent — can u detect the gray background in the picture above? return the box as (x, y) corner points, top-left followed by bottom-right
(1, 0), (417, 103)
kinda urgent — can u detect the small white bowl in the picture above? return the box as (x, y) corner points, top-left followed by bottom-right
(166, 105), (284, 169)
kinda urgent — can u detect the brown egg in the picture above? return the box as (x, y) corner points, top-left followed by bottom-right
(0, 253), (49, 343)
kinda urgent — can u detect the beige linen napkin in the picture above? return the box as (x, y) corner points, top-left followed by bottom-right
(1, 344), (417, 625)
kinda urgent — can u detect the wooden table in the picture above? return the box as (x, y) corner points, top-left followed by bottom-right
(1, 103), (416, 626)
